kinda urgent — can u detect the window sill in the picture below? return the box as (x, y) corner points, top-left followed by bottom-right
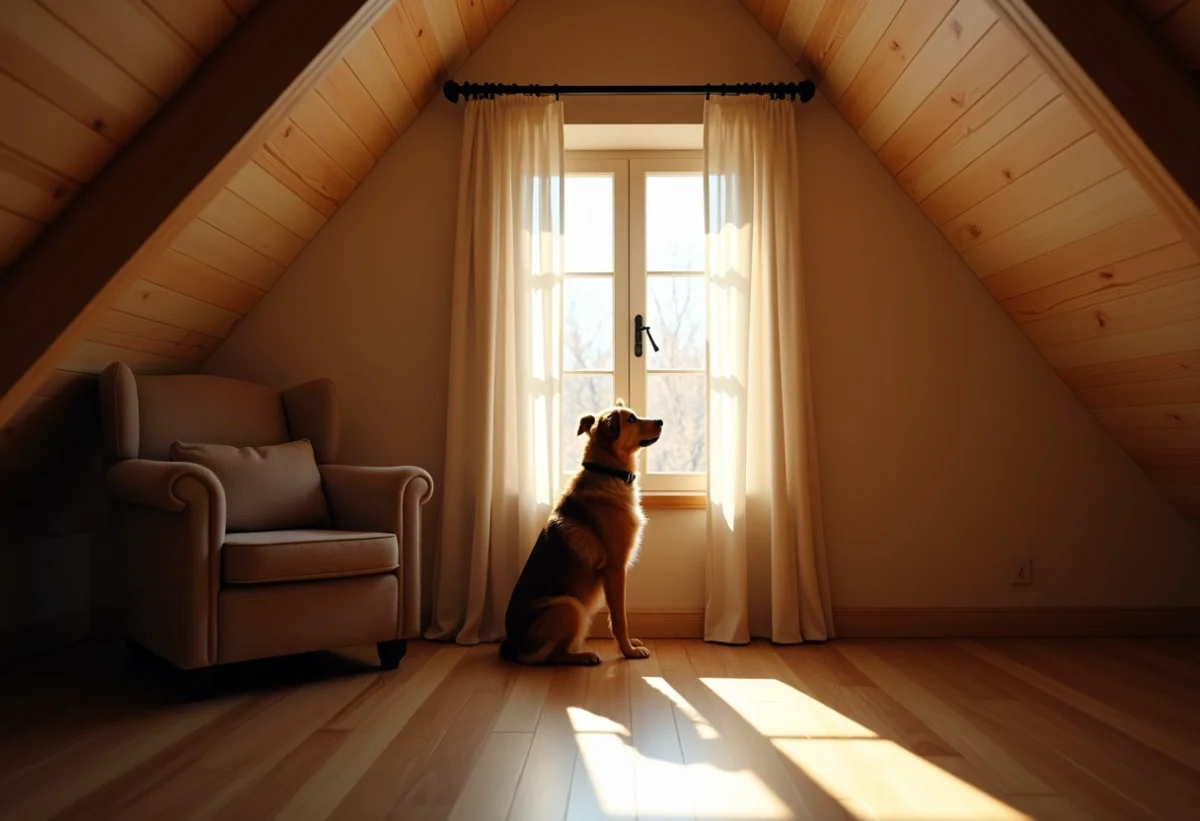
(640, 493), (707, 510)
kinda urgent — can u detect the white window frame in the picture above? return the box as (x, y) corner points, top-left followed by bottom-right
(563, 151), (707, 495)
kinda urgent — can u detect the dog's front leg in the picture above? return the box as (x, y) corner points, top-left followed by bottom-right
(603, 568), (650, 659)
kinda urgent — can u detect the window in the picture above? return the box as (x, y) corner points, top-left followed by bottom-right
(561, 154), (707, 494)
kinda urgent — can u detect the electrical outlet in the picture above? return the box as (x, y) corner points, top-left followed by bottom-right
(1010, 558), (1032, 585)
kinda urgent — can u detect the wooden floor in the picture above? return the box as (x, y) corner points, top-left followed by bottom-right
(1, 638), (1199, 820)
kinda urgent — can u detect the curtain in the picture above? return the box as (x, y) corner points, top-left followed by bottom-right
(425, 96), (565, 645)
(703, 96), (834, 645)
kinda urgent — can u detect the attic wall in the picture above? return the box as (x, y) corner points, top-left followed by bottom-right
(204, 0), (1200, 622)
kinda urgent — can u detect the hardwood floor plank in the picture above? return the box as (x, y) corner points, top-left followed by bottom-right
(506, 663), (592, 821)
(883, 643), (1160, 821)
(960, 640), (1200, 771)
(328, 647), (486, 821)
(627, 641), (695, 821)
(271, 646), (469, 821)
(388, 654), (518, 821)
(492, 666), (553, 734)
(3, 638), (1199, 819)
(0, 694), (243, 819)
(445, 731), (532, 821)
(834, 642), (1052, 796)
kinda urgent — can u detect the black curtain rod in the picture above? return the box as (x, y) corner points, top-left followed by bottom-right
(443, 80), (816, 104)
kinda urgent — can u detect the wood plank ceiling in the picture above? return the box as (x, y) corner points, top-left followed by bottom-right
(743, 0), (1200, 519)
(0, 0), (1198, 519)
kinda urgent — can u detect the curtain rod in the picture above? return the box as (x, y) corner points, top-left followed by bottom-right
(442, 80), (816, 103)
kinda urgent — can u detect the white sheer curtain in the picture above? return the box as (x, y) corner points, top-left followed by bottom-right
(426, 96), (565, 645)
(703, 96), (834, 645)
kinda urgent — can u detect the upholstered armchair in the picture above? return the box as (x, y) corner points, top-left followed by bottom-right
(99, 362), (433, 698)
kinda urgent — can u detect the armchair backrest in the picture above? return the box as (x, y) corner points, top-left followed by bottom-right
(99, 362), (341, 467)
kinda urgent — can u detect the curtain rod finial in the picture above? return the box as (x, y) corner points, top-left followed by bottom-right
(443, 80), (462, 103)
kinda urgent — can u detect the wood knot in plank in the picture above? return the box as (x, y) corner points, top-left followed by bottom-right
(1002, 169), (1013, 180)
(92, 119), (105, 132)
(890, 40), (901, 51)
(950, 93), (965, 107)
(1168, 412), (1184, 424)
(1099, 271), (1114, 279)
(1094, 310), (1109, 328)
(950, 19), (963, 37)
(966, 223), (982, 238)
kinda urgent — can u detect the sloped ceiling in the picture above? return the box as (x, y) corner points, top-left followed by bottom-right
(1, 0), (1198, 519)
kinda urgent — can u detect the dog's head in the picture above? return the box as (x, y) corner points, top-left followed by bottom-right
(577, 398), (663, 468)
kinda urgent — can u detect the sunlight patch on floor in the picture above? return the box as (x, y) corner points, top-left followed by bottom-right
(702, 678), (1034, 821)
(642, 675), (720, 739)
(569, 706), (793, 819)
(701, 677), (877, 739)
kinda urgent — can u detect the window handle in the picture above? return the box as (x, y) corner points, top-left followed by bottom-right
(634, 314), (659, 357)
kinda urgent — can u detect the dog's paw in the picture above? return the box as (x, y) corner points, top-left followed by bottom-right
(581, 651), (602, 665)
(630, 638), (644, 647)
(623, 645), (651, 660)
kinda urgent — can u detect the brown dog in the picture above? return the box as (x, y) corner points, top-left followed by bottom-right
(499, 400), (663, 665)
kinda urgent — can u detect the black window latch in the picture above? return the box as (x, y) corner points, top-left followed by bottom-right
(634, 314), (659, 358)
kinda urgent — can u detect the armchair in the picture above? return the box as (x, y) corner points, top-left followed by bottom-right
(98, 362), (433, 698)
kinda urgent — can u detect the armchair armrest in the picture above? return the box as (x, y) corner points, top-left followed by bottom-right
(107, 458), (226, 516)
(319, 465), (434, 637)
(105, 458), (226, 669)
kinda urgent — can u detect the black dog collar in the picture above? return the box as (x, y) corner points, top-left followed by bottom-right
(582, 461), (636, 485)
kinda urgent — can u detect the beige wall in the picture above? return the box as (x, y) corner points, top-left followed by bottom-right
(205, 0), (1200, 618)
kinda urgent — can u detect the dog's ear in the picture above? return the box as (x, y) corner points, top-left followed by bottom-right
(599, 410), (620, 439)
(576, 414), (595, 436)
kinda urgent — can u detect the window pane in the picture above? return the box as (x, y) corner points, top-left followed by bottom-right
(646, 174), (704, 271)
(566, 175), (613, 273)
(562, 373), (612, 471)
(646, 373), (706, 474)
(647, 275), (705, 370)
(563, 277), (613, 370)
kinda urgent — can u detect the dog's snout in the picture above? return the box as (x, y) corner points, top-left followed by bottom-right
(654, 419), (663, 427)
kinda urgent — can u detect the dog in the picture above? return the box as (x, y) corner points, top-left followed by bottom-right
(499, 400), (663, 665)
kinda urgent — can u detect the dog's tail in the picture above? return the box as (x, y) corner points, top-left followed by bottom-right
(498, 638), (519, 663)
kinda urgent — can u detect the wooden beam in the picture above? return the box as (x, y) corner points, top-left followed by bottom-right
(0, 0), (394, 428)
(984, 0), (1200, 253)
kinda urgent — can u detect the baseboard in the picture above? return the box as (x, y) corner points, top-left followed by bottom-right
(0, 611), (90, 666)
(587, 609), (705, 638)
(832, 607), (1200, 638)
(583, 607), (1200, 640)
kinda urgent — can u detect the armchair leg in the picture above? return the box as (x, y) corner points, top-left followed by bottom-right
(378, 639), (407, 670)
(184, 667), (215, 701)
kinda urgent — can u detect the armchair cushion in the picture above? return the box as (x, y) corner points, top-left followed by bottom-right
(170, 439), (330, 531)
(223, 529), (398, 584)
